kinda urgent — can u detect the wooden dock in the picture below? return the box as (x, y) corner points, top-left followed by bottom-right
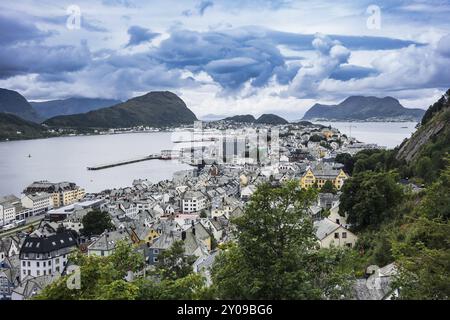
(87, 154), (168, 171)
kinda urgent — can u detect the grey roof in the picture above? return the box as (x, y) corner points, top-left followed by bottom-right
(20, 231), (78, 254)
(24, 181), (80, 193)
(313, 218), (340, 240)
(26, 193), (51, 201)
(88, 230), (130, 251)
(183, 191), (206, 200)
(13, 274), (60, 299)
(352, 276), (394, 300)
(151, 231), (179, 250)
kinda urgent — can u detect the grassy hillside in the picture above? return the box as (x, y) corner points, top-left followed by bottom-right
(44, 91), (197, 129)
(0, 112), (48, 141)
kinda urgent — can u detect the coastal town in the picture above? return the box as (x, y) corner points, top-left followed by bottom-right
(1, 120), (395, 300)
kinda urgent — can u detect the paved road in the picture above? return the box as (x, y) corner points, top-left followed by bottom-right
(0, 215), (45, 238)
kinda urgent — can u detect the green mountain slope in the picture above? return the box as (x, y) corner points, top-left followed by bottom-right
(44, 91), (197, 128)
(0, 112), (48, 141)
(256, 114), (289, 125)
(223, 115), (256, 123)
(0, 88), (41, 122)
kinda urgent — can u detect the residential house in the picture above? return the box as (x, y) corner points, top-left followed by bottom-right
(182, 191), (208, 214)
(314, 218), (357, 248)
(87, 229), (131, 257)
(352, 263), (398, 300)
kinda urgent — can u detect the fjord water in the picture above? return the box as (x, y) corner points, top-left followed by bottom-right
(314, 121), (418, 149)
(0, 132), (191, 196)
(0, 122), (418, 196)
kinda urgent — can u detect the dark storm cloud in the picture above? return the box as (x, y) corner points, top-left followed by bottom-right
(0, 42), (91, 79)
(330, 65), (379, 81)
(0, 13), (52, 45)
(126, 26), (160, 47)
(148, 27), (421, 90)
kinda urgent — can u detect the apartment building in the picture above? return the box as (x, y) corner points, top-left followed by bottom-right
(23, 181), (85, 208)
(19, 231), (78, 281)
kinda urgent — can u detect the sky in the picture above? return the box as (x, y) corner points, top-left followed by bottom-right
(0, 0), (450, 120)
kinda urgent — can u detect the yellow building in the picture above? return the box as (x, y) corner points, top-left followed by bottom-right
(300, 166), (349, 190)
(24, 181), (85, 208)
(52, 188), (86, 207)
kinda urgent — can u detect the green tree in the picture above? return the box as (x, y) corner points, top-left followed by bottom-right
(35, 241), (144, 300)
(391, 162), (450, 299)
(339, 171), (404, 231)
(98, 280), (140, 300)
(414, 156), (432, 181)
(335, 153), (354, 174)
(320, 180), (337, 194)
(211, 181), (355, 299)
(155, 241), (196, 281)
(81, 209), (114, 237)
(136, 273), (208, 300)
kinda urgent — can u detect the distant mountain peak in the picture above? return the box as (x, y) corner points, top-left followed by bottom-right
(31, 97), (122, 120)
(0, 88), (41, 123)
(44, 91), (197, 129)
(303, 95), (425, 121)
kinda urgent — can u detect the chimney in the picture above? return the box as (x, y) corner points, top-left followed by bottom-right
(181, 231), (186, 241)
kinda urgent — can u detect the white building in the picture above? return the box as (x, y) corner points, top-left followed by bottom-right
(182, 191), (207, 214)
(21, 193), (53, 217)
(0, 195), (19, 227)
(314, 218), (358, 249)
(19, 231), (78, 281)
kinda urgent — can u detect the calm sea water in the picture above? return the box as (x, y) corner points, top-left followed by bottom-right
(0, 123), (418, 196)
(0, 132), (191, 196)
(314, 121), (418, 149)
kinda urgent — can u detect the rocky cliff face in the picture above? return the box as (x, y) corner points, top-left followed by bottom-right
(396, 90), (450, 163)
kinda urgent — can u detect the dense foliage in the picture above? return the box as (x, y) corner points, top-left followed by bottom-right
(80, 210), (114, 237)
(211, 181), (356, 299)
(339, 171), (404, 231)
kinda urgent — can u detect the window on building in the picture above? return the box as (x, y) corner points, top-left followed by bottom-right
(334, 233), (339, 239)
(27, 261), (30, 267)
(346, 243), (352, 248)
(36, 262), (40, 267)
(342, 232), (347, 239)
(22, 261), (26, 267)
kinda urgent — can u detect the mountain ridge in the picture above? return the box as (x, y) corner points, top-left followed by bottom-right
(31, 98), (121, 120)
(0, 88), (41, 122)
(44, 91), (198, 128)
(303, 96), (425, 121)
